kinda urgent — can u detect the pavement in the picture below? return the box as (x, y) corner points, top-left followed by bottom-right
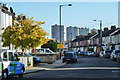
(25, 59), (65, 74)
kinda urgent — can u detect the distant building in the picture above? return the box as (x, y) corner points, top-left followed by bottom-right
(51, 24), (65, 42)
(0, 3), (13, 50)
(79, 27), (89, 35)
(66, 26), (79, 41)
(91, 28), (98, 34)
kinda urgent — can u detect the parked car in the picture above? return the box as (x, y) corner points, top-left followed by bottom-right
(93, 52), (99, 57)
(24, 53), (42, 64)
(99, 51), (104, 57)
(110, 50), (120, 61)
(62, 50), (69, 56)
(16, 52), (42, 64)
(84, 52), (88, 56)
(62, 51), (77, 63)
(87, 51), (94, 57)
(78, 51), (85, 56)
(103, 50), (112, 58)
(117, 53), (120, 63)
(74, 51), (79, 55)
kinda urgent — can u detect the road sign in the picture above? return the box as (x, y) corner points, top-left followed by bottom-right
(57, 44), (63, 49)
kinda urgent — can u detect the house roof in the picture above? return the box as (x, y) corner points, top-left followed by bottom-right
(93, 28), (119, 38)
(72, 34), (94, 42)
(72, 28), (120, 42)
(0, 4), (13, 15)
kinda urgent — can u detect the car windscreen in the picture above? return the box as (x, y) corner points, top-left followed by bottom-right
(64, 53), (73, 57)
(115, 50), (120, 53)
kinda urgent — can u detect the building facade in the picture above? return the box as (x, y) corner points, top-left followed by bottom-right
(79, 27), (89, 35)
(0, 3), (13, 50)
(51, 24), (65, 42)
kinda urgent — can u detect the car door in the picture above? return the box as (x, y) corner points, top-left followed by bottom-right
(14, 53), (22, 74)
(8, 52), (16, 75)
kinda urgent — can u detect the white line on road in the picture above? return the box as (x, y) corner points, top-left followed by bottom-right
(32, 67), (120, 71)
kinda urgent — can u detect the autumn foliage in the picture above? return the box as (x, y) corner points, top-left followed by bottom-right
(2, 14), (48, 51)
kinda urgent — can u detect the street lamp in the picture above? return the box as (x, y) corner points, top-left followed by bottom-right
(59, 4), (72, 59)
(71, 33), (72, 50)
(59, 4), (72, 44)
(94, 20), (102, 47)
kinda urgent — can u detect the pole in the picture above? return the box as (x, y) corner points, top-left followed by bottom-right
(71, 33), (72, 51)
(100, 20), (102, 47)
(59, 5), (61, 44)
(59, 5), (62, 59)
(100, 20), (102, 52)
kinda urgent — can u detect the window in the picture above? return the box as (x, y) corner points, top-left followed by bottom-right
(3, 52), (7, 61)
(46, 50), (51, 53)
(9, 52), (14, 61)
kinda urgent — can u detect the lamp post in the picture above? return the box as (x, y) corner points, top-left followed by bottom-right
(59, 4), (72, 44)
(94, 20), (102, 47)
(59, 4), (72, 59)
(71, 33), (72, 50)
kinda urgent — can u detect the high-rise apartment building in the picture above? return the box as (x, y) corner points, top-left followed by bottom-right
(51, 24), (65, 42)
(79, 27), (89, 35)
(66, 26), (79, 41)
(66, 26), (89, 41)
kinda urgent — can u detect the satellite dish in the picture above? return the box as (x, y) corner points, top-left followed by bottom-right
(10, 7), (13, 13)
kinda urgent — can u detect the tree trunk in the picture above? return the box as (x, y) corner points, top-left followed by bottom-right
(22, 48), (25, 56)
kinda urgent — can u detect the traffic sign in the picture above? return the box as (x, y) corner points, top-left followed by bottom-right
(57, 44), (63, 49)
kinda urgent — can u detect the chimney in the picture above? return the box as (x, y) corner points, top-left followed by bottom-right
(88, 33), (92, 35)
(98, 30), (100, 33)
(111, 25), (116, 30)
(0, 2), (2, 7)
(2, 4), (8, 10)
(104, 27), (109, 31)
(5, 4), (8, 8)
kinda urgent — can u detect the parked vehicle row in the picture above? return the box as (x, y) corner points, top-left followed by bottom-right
(76, 49), (120, 64)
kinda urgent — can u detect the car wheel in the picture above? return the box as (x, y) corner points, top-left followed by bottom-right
(62, 60), (65, 63)
(75, 59), (77, 63)
(18, 68), (24, 78)
(2, 70), (8, 79)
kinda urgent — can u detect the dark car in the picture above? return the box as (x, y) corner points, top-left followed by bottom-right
(103, 50), (112, 58)
(24, 53), (42, 64)
(93, 52), (99, 57)
(111, 50), (120, 61)
(117, 53), (120, 63)
(62, 51), (77, 63)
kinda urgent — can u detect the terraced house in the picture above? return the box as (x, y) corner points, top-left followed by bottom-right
(72, 26), (120, 52)
(0, 2), (14, 50)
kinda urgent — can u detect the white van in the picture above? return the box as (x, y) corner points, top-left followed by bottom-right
(0, 49), (25, 79)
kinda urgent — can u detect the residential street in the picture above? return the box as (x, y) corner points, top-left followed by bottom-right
(9, 56), (120, 80)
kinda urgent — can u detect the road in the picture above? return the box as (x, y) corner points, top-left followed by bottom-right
(9, 56), (120, 80)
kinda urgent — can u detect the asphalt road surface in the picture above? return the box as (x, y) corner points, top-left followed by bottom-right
(8, 56), (120, 80)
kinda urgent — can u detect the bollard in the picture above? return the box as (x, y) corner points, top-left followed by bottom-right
(0, 62), (3, 80)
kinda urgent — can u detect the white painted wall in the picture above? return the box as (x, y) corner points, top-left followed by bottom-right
(0, 3), (2, 50)
(0, 5), (13, 50)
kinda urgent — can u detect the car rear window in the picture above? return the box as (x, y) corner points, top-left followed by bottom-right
(105, 51), (112, 53)
(64, 53), (73, 57)
(115, 50), (120, 53)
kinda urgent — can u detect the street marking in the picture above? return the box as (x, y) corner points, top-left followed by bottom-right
(33, 67), (120, 71)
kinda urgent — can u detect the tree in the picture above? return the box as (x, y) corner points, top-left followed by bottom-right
(41, 40), (59, 52)
(2, 14), (48, 54)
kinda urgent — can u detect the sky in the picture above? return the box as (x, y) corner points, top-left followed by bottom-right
(2, 2), (118, 39)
